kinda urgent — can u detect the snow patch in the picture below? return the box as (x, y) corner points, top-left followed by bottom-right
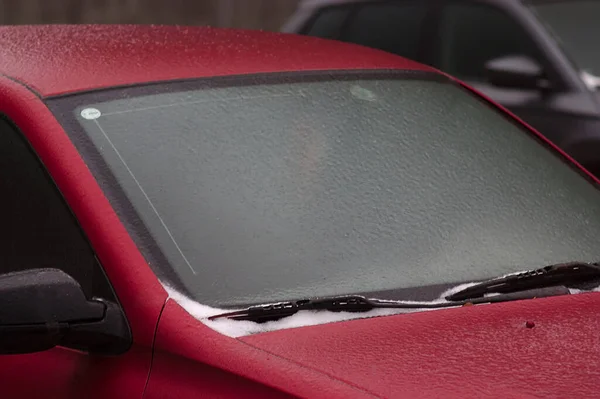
(209, 307), (435, 338)
(569, 285), (600, 295)
(162, 283), (473, 338)
(163, 274), (600, 338)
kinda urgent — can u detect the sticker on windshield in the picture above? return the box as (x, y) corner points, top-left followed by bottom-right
(80, 108), (102, 120)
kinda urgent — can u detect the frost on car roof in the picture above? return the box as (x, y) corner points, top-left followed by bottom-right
(0, 24), (434, 96)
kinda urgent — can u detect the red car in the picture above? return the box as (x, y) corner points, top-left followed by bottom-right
(1, 25), (600, 399)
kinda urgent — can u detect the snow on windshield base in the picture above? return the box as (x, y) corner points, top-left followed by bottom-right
(568, 286), (600, 295)
(162, 283), (478, 338)
(163, 282), (600, 338)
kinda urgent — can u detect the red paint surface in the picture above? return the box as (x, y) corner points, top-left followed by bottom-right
(240, 292), (600, 398)
(148, 300), (376, 399)
(0, 346), (152, 399)
(0, 25), (434, 97)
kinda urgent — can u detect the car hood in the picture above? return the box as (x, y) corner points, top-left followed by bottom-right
(239, 292), (600, 398)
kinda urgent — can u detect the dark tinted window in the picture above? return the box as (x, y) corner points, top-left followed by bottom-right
(304, 6), (350, 39)
(0, 117), (115, 301)
(435, 4), (540, 80)
(341, 2), (426, 60)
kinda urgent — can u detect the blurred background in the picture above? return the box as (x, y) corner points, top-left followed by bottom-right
(0, 0), (299, 30)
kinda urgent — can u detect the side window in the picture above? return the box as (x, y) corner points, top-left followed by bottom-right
(340, 2), (427, 61)
(304, 6), (351, 39)
(435, 4), (541, 81)
(0, 116), (115, 301)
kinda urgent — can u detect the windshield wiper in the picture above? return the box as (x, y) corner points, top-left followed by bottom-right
(208, 286), (570, 323)
(446, 261), (600, 302)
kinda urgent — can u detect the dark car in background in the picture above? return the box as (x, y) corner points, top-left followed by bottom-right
(283, 0), (600, 175)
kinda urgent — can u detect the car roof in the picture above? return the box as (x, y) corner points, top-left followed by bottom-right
(0, 24), (438, 97)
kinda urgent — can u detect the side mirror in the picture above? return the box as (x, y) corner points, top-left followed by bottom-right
(484, 55), (549, 91)
(0, 268), (130, 355)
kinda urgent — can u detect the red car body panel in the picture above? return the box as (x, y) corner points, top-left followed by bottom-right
(147, 301), (374, 399)
(241, 292), (600, 398)
(0, 25), (435, 97)
(0, 25), (599, 398)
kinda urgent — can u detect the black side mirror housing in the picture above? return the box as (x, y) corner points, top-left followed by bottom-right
(485, 55), (549, 91)
(0, 268), (130, 355)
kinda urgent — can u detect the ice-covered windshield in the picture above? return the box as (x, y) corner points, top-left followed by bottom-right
(52, 72), (600, 307)
(528, 0), (600, 88)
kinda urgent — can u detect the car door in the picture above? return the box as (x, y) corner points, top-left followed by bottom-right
(0, 114), (151, 399)
(429, 1), (594, 146)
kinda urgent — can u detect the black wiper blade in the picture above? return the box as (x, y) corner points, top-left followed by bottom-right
(208, 286), (571, 323)
(208, 295), (381, 323)
(208, 262), (599, 323)
(446, 261), (600, 302)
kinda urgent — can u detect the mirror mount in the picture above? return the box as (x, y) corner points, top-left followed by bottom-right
(62, 299), (131, 355)
(0, 268), (131, 355)
(485, 55), (551, 93)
